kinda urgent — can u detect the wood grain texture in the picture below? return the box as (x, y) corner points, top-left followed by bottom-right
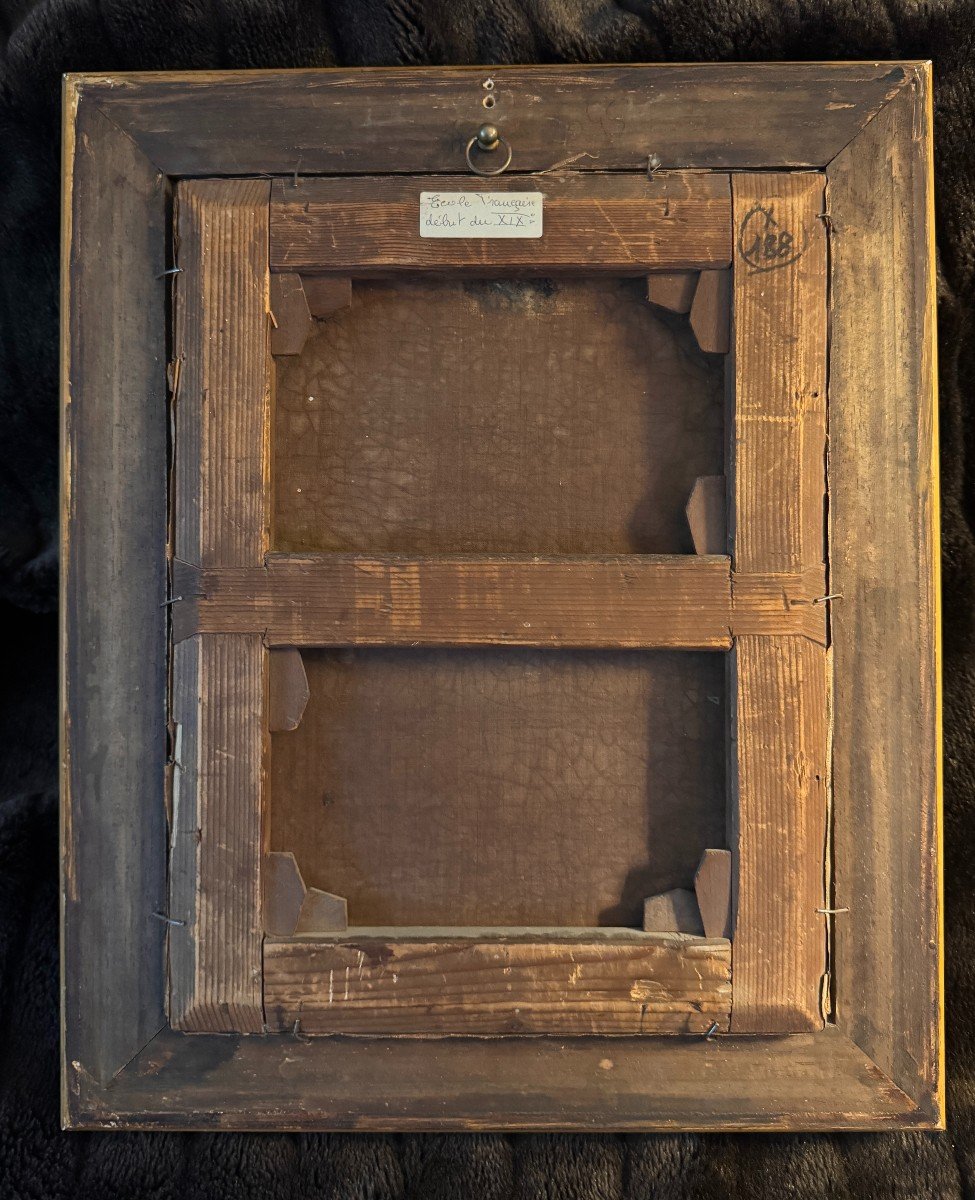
(263, 851), (306, 937)
(271, 648), (727, 929)
(301, 275), (351, 318)
(647, 271), (699, 313)
(75, 63), (913, 176)
(62, 64), (942, 1133)
(169, 635), (264, 1032)
(295, 890), (348, 934)
(264, 934), (731, 1035)
(170, 180), (272, 1033)
(267, 647), (309, 731)
(730, 567), (827, 644)
(689, 269), (731, 354)
(260, 849), (349, 935)
(67, 1025), (925, 1131)
(270, 173), (731, 273)
(730, 636), (827, 1032)
(176, 553), (734, 649)
(695, 849), (732, 939)
(176, 555), (829, 647)
(273, 277), (723, 557)
(269, 273), (312, 356)
(686, 475), (727, 555)
(728, 172), (830, 1033)
(61, 92), (168, 1087)
(643, 890), (704, 935)
(731, 173), (828, 575)
(174, 178), (271, 568)
(827, 65), (942, 1125)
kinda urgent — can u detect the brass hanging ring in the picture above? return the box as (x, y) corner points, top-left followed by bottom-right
(465, 125), (512, 176)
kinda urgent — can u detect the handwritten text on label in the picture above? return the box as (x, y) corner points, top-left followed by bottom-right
(419, 192), (543, 239)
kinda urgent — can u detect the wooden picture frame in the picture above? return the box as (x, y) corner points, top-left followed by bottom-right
(62, 63), (942, 1131)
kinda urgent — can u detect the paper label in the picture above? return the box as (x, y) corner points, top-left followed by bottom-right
(419, 192), (543, 238)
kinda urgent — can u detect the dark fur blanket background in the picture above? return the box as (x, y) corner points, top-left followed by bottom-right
(2, 1), (974, 1195)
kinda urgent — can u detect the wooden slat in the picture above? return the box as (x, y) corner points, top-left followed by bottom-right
(75, 64), (914, 176)
(731, 638), (828, 1030)
(61, 96), (169, 1085)
(730, 567), (827, 643)
(170, 636), (264, 1032)
(174, 179), (271, 568)
(264, 933), (731, 1036)
(827, 66), (942, 1125)
(169, 180), (271, 1034)
(270, 173), (731, 274)
(729, 172), (829, 1033)
(732, 174), (828, 575)
(174, 554), (830, 648)
(175, 553), (734, 649)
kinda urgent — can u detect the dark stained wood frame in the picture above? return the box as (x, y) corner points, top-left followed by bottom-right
(62, 63), (941, 1131)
